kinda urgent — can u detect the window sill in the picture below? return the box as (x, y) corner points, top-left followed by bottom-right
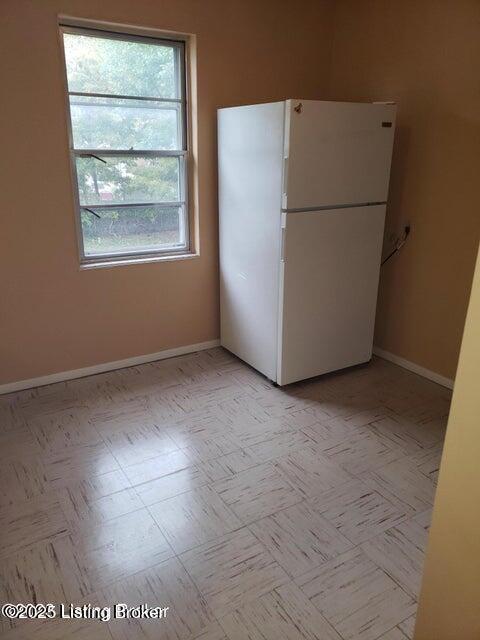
(79, 251), (199, 270)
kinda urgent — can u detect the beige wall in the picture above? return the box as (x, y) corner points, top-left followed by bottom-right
(0, 0), (334, 385)
(329, 0), (480, 380)
(414, 245), (480, 639)
(2, 0), (479, 387)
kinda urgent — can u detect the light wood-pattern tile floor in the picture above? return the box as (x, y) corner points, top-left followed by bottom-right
(0, 348), (450, 639)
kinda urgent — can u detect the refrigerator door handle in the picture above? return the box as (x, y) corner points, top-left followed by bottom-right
(283, 157), (289, 195)
(280, 227), (286, 262)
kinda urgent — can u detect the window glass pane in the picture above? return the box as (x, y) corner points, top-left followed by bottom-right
(81, 205), (185, 256)
(76, 155), (181, 206)
(70, 96), (181, 150)
(63, 32), (178, 99)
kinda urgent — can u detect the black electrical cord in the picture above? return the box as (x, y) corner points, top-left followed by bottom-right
(382, 225), (411, 266)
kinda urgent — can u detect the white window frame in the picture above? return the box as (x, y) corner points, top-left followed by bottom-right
(59, 24), (190, 266)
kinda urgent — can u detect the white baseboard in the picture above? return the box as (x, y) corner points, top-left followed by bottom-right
(0, 339), (221, 395)
(1, 339), (453, 395)
(373, 346), (454, 390)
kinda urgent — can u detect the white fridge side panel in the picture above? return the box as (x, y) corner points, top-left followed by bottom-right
(218, 102), (285, 380)
(284, 100), (396, 210)
(277, 205), (386, 385)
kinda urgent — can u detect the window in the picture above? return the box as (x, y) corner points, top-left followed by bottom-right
(60, 26), (189, 264)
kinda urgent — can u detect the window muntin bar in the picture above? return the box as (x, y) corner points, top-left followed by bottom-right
(74, 149), (186, 157)
(69, 91), (183, 103)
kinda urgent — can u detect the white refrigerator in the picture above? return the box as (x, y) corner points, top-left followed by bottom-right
(218, 99), (396, 385)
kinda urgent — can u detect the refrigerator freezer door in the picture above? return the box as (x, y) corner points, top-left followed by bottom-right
(219, 101), (285, 381)
(277, 205), (386, 385)
(283, 100), (396, 210)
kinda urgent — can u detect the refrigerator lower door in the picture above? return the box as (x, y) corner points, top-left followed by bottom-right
(277, 205), (386, 385)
